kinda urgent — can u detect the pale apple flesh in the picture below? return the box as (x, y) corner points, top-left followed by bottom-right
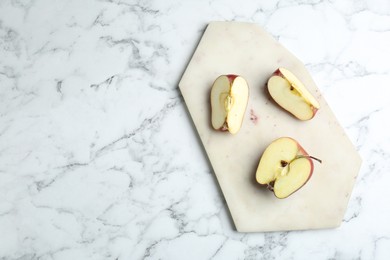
(267, 68), (320, 121)
(273, 157), (312, 199)
(211, 76), (230, 130)
(256, 137), (320, 199)
(210, 75), (249, 134)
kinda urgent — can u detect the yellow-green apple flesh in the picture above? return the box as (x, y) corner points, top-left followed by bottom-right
(267, 68), (320, 120)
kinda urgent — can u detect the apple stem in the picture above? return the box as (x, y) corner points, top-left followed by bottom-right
(267, 181), (275, 191)
(297, 155), (322, 163)
(309, 156), (322, 163)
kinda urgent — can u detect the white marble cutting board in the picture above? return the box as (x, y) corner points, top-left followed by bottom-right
(179, 21), (362, 232)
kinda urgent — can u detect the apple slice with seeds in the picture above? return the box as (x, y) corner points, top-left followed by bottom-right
(256, 137), (321, 199)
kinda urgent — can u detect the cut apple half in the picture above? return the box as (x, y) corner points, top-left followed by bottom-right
(211, 75), (249, 134)
(267, 68), (320, 121)
(256, 137), (321, 199)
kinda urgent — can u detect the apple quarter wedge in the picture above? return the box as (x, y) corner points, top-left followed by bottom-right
(268, 68), (320, 120)
(210, 75), (249, 134)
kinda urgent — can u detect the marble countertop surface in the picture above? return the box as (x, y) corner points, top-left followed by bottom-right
(1, 0), (389, 259)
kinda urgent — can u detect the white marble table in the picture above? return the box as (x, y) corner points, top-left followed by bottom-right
(0, 0), (389, 259)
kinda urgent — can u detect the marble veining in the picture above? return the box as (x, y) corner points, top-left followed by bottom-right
(1, 0), (390, 259)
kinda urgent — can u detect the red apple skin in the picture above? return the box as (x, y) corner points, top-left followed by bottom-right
(310, 106), (318, 118)
(272, 68), (283, 77)
(226, 74), (238, 83)
(210, 74), (239, 132)
(269, 69), (318, 120)
(219, 123), (229, 132)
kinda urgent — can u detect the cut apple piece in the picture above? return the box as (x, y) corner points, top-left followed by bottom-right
(267, 67), (320, 120)
(210, 75), (249, 134)
(256, 137), (321, 199)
